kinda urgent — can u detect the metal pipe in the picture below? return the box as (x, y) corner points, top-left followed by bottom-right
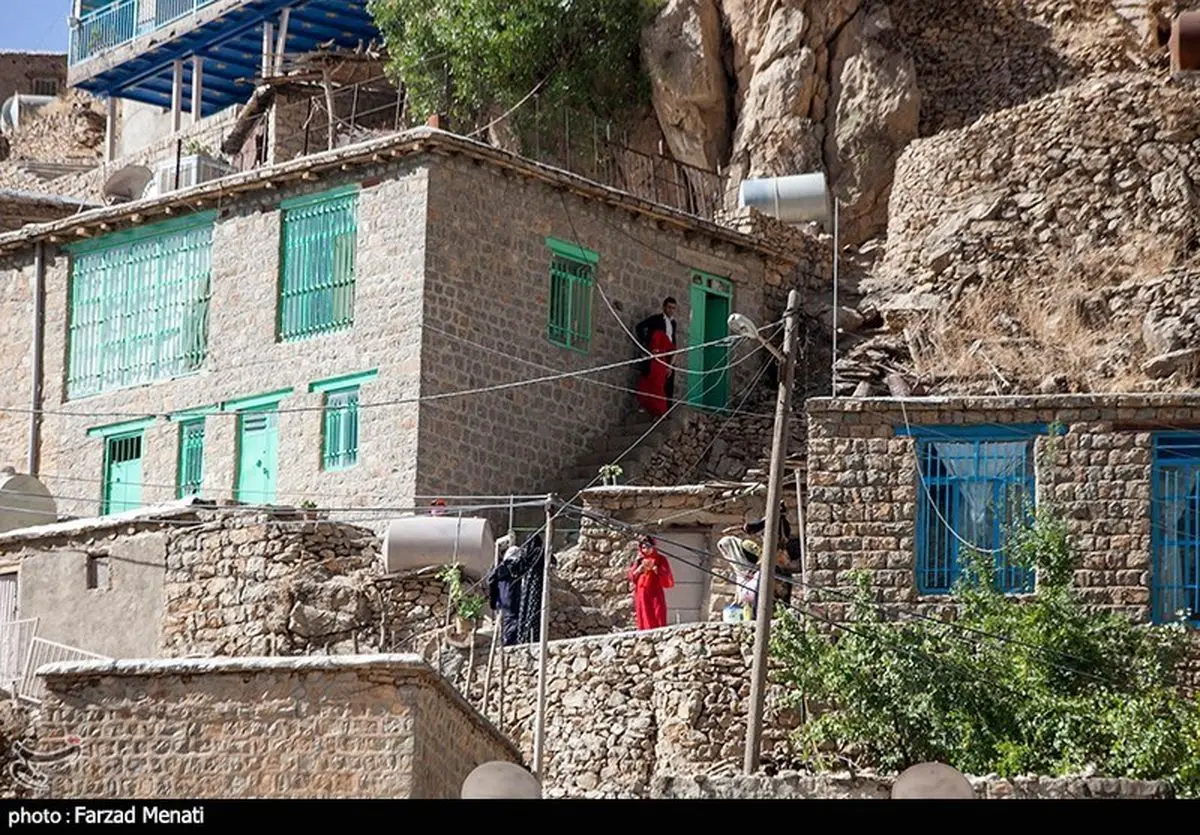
(532, 495), (555, 777)
(27, 241), (45, 476)
(832, 198), (839, 397)
(744, 289), (800, 774)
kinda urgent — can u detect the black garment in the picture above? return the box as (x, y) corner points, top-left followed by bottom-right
(489, 534), (554, 645)
(635, 312), (678, 393)
(745, 507), (800, 578)
(486, 561), (523, 647)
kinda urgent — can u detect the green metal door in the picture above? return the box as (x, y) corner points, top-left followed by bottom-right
(102, 433), (143, 514)
(235, 408), (279, 505)
(687, 272), (733, 410)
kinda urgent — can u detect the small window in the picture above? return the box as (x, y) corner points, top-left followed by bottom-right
(278, 187), (359, 342)
(322, 387), (359, 470)
(545, 238), (597, 352)
(102, 432), (143, 515)
(177, 418), (205, 498)
(911, 426), (1043, 595)
(32, 78), (58, 96)
(1152, 433), (1200, 623)
(86, 555), (110, 590)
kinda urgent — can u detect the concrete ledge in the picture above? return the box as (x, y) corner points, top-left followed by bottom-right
(807, 393), (1200, 413)
(36, 652), (428, 678)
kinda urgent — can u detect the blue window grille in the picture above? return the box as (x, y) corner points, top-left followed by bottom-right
(322, 387), (359, 471)
(901, 424), (1051, 594)
(1151, 433), (1200, 624)
(278, 186), (359, 342)
(176, 418), (205, 498)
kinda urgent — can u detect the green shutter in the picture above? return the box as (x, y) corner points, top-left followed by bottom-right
(322, 387), (360, 470)
(102, 432), (143, 514)
(177, 419), (205, 498)
(66, 214), (214, 400)
(545, 238), (596, 352)
(278, 187), (359, 342)
(235, 408), (279, 505)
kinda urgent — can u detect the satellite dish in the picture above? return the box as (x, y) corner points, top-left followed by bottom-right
(0, 470), (56, 534)
(102, 165), (153, 205)
(891, 762), (976, 799)
(461, 762), (542, 799)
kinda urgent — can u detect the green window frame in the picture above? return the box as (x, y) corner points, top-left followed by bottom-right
(545, 237), (597, 352)
(66, 213), (215, 400)
(278, 185), (360, 342)
(176, 418), (206, 498)
(310, 370), (376, 472)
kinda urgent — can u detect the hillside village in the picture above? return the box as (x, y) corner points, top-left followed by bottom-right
(0, 0), (1198, 801)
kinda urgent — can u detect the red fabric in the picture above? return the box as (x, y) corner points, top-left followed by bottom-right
(628, 547), (675, 630)
(636, 328), (675, 417)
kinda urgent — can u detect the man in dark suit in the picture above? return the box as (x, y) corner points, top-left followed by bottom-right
(635, 297), (678, 401)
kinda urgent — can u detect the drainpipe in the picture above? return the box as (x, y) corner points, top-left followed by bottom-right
(27, 241), (45, 476)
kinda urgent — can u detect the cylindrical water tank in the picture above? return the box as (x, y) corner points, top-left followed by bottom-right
(382, 516), (495, 578)
(739, 173), (831, 226)
(0, 471), (57, 533)
(1171, 11), (1200, 73)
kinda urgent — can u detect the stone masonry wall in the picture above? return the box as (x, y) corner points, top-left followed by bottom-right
(416, 155), (781, 501)
(465, 622), (800, 798)
(9, 156), (429, 518)
(0, 53), (66, 104)
(803, 393), (1200, 627)
(33, 656), (520, 799)
(652, 772), (1174, 799)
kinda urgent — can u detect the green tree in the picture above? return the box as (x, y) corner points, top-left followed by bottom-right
(368, 0), (660, 134)
(772, 503), (1200, 795)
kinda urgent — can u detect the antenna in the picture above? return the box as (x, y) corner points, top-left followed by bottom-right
(101, 165), (153, 205)
(891, 762), (976, 799)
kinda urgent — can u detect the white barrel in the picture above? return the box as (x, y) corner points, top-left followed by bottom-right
(382, 516), (495, 578)
(461, 762), (542, 799)
(0, 471), (56, 533)
(738, 173), (831, 225)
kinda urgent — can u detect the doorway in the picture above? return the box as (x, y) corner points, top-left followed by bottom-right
(687, 271), (733, 410)
(235, 407), (280, 505)
(653, 531), (711, 625)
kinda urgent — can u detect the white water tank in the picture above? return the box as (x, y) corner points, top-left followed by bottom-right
(0, 470), (56, 533)
(738, 172), (831, 227)
(382, 516), (495, 578)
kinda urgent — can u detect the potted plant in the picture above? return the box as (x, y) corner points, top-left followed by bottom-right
(599, 463), (623, 486)
(437, 564), (486, 635)
(299, 500), (319, 521)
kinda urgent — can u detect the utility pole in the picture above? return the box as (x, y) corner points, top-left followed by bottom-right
(532, 495), (555, 777)
(744, 288), (801, 774)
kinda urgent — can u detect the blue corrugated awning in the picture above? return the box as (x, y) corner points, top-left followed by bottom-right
(71, 0), (380, 117)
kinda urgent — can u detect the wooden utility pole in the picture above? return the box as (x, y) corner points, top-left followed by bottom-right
(532, 495), (555, 777)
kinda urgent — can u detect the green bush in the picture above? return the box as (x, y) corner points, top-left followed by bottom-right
(772, 504), (1200, 795)
(368, 0), (660, 132)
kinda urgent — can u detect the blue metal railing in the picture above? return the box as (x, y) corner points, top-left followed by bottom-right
(69, 0), (223, 66)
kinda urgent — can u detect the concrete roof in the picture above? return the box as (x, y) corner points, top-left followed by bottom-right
(0, 127), (799, 263)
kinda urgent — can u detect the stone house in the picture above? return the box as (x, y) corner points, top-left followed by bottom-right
(802, 394), (1200, 629)
(0, 52), (67, 103)
(0, 127), (803, 523)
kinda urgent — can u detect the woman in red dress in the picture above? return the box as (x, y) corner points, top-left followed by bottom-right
(628, 536), (675, 630)
(635, 298), (677, 417)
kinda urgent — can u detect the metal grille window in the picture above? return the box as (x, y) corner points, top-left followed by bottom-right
(101, 432), (143, 515)
(908, 426), (1044, 595)
(545, 237), (598, 352)
(66, 214), (214, 400)
(176, 419), (205, 498)
(278, 186), (359, 342)
(1152, 434), (1200, 623)
(322, 388), (359, 470)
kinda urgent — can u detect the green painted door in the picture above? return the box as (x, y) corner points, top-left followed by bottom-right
(236, 408), (279, 504)
(687, 272), (733, 409)
(102, 433), (143, 514)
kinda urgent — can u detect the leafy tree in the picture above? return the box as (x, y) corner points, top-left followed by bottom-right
(772, 502), (1200, 795)
(368, 0), (661, 134)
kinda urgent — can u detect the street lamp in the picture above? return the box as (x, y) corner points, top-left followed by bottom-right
(728, 289), (801, 776)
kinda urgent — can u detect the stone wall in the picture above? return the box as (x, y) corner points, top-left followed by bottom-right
(33, 655), (520, 799)
(803, 393), (1200, 627)
(465, 622), (800, 798)
(651, 772), (1174, 799)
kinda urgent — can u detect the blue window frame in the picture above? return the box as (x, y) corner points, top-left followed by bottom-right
(1151, 433), (1200, 624)
(900, 424), (1054, 594)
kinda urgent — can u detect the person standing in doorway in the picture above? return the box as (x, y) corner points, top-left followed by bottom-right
(628, 535), (675, 630)
(635, 297), (678, 417)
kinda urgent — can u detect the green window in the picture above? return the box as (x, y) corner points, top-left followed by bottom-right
(66, 213), (215, 400)
(278, 185), (359, 342)
(102, 432), (144, 515)
(176, 418), (205, 498)
(310, 370), (376, 472)
(545, 237), (597, 352)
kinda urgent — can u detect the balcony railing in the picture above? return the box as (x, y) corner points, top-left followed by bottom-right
(18, 636), (112, 703)
(70, 0), (222, 66)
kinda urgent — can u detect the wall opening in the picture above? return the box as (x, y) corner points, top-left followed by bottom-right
(86, 555), (110, 590)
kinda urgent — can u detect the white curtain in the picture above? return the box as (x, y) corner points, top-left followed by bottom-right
(931, 440), (1029, 550)
(1155, 466), (1199, 623)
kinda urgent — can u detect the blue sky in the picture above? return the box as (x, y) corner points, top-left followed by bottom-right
(0, 0), (74, 52)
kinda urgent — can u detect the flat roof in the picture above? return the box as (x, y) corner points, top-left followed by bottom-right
(0, 127), (799, 263)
